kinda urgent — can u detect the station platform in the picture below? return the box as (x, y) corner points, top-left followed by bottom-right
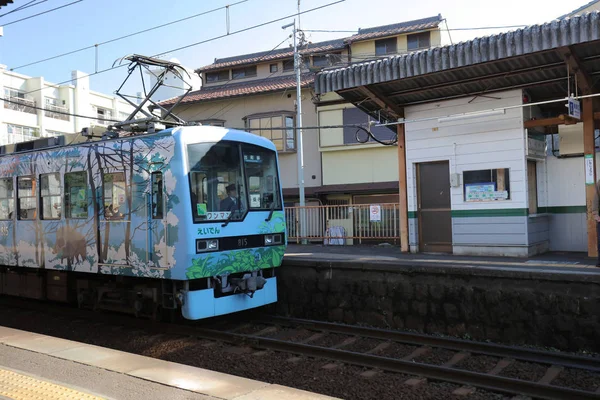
(0, 326), (337, 400)
(284, 244), (600, 273)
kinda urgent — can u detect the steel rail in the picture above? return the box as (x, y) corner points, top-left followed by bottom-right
(1, 298), (598, 399)
(179, 326), (599, 400)
(260, 316), (600, 372)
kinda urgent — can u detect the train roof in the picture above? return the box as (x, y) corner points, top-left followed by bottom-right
(0, 125), (277, 158)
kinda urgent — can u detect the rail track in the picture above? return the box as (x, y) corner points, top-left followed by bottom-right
(1, 297), (599, 400)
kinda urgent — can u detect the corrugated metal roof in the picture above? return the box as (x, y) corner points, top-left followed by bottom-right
(315, 12), (600, 94)
(558, 0), (600, 19)
(346, 15), (442, 42)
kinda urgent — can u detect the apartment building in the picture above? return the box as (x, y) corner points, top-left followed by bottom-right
(0, 66), (138, 145)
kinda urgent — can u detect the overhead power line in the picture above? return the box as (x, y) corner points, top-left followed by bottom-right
(0, 0), (49, 18)
(11, 0), (249, 71)
(3, 0), (84, 27)
(22, 0), (345, 97)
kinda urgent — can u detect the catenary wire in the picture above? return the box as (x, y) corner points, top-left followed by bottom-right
(2, 0), (84, 27)
(11, 0), (249, 71)
(22, 0), (345, 97)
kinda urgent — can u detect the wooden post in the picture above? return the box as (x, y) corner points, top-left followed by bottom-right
(584, 97), (598, 258)
(397, 124), (409, 252)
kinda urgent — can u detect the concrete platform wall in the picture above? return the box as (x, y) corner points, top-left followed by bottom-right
(277, 259), (600, 352)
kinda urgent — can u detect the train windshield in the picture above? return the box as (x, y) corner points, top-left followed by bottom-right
(188, 141), (281, 223)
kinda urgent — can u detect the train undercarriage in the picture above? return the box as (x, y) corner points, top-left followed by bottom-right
(0, 266), (275, 321)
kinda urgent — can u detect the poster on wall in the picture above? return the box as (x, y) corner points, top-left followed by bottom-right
(585, 154), (595, 185)
(369, 205), (381, 222)
(465, 183), (508, 202)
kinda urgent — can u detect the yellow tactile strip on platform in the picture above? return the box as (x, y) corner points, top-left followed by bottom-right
(0, 368), (105, 400)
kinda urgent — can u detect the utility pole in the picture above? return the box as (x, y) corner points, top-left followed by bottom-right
(283, 15), (307, 244)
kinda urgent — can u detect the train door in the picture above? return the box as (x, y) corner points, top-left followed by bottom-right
(15, 175), (39, 267)
(99, 169), (130, 265)
(0, 177), (16, 266)
(148, 171), (168, 268)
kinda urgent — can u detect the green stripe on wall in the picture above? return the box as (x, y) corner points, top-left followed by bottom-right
(408, 206), (587, 219)
(451, 208), (528, 218)
(538, 206), (587, 214)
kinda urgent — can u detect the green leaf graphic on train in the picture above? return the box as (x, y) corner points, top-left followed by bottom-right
(258, 211), (285, 233)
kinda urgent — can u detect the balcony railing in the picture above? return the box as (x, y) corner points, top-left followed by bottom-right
(4, 96), (36, 115)
(45, 104), (69, 121)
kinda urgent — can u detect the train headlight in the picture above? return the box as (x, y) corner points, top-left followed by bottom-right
(196, 239), (219, 253)
(264, 234), (283, 246)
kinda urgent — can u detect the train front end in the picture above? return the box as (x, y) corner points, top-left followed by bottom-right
(173, 126), (286, 320)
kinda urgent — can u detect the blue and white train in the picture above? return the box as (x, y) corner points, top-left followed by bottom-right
(0, 125), (286, 319)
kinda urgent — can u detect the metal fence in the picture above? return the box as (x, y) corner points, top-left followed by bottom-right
(284, 203), (401, 245)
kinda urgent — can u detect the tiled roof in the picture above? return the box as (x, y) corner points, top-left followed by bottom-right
(345, 15), (442, 42)
(198, 15), (443, 73)
(159, 73), (315, 106)
(198, 39), (346, 73)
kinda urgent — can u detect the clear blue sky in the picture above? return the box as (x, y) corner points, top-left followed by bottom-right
(0, 0), (588, 96)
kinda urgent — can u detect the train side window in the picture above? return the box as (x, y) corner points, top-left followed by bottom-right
(103, 172), (126, 220)
(0, 178), (14, 220)
(65, 172), (88, 219)
(151, 172), (163, 219)
(17, 176), (36, 220)
(40, 173), (62, 220)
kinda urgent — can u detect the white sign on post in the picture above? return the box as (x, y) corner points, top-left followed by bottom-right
(369, 205), (381, 222)
(568, 98), (581, 120)
(585, 154), (595, 185)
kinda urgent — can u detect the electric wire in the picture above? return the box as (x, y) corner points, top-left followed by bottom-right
(11, 0), (249, 71)
(21, 0), (345, 97)
(0, 0), (48, 19)
(2, 0), (84, 27)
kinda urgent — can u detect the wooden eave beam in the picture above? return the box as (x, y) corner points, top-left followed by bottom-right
(357, 85), (403, 120)
(557, 46), (593, 95)
(524, 114), (585, 128)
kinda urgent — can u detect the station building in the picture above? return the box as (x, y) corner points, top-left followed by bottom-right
(315, 12), (600, 257)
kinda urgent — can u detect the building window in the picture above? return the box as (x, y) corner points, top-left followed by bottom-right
(312, 55), (329, 67)
(375, 37), (397, 56)
(232, 66), (257, 80)
(463, 168), (511, 202)
(44, 97), (69, 121)
(527, 160), (538, 214)
(93, 106), (113, 126)
(40, 173), (62, 220)
(45, 130), (67, 137)
(4, 125), (39, 146)
(4, 88), (36, 114)
(103, 172), (126, 220)
(205, 70), (229, 83)
(17, 176), (36, 220)
(342, 108), (395, 144)
(197, 119), (225, 127)
(0, 178), (14, 220)
(151, 172), (163, 219)
(270, 63), (278, 73)
(65, 172), (88, 219)
(246, 113), (295, 152)
(407, 32), (431, 51)
(283, 59), (295, 72)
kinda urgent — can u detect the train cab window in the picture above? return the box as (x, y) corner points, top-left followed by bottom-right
(103, 172), (126, 220)
(151, 172), (163, 219)
(188, 141), (247, 223)
(17, 176), (36, 220)
(0, 178), (14, 220)
(242, 145), (282, 211)
(65, 172), (88, 219)
(40, 173), (62, 220)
